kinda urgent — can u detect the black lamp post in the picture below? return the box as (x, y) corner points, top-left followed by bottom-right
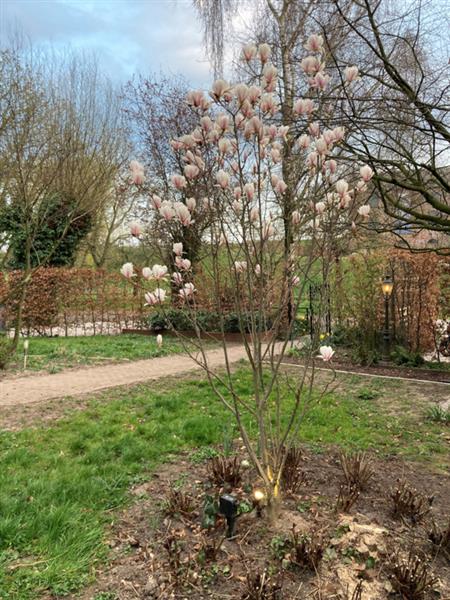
(381, 275), (394, 359)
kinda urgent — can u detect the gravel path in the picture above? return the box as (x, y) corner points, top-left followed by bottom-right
(0, 345), (249, 407)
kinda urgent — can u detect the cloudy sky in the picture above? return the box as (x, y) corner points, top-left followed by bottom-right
(0, 0), (219, 87)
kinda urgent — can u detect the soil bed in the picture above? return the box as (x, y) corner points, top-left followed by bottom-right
(280, 355), (450, 384)
(72, 447), (450, 600)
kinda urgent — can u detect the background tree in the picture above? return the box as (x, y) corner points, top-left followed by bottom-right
(327, 0), (450, 250)
(0, 40), (128, 347)
(124, 73), (221, 279)
(194, 0), (449, 251)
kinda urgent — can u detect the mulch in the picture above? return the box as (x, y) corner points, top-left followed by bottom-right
(280, 356), (450, 384)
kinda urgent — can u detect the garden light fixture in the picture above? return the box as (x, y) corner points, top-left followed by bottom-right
(381, 275), (394, 359)
(253, 488), (265, 518)
(219, 494), (238, 538)
(381, 275), (393, 298)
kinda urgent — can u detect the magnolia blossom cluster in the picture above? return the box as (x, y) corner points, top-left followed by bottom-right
(121, 38), (373, 370)
(133, 36), (372, 241)
(130, 160), (145, 185)
(120, 242), (196, 311)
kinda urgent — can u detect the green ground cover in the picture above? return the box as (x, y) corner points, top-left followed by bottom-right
(7, 334), (190, 374)
(0, 369), (447, 598)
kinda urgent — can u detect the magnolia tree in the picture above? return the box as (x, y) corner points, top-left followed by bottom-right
(122, 37), (373, 515)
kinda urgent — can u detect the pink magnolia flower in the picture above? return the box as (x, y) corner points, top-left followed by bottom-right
(218, 138), (232, 155)
(292, 210), (301, 225)
(156, 334), (163, 348)
(186, 197), (196, 211)
(360, 165), (374, 182)
(130, 222), (142, 237)
(332, 126), (345, 142)
(159, 201), (175, 220)
(323, 130), (335, 146)
(171, 174), (187, 189)
(200, 115), (213, 132)
(271, 148), (281, 163)
(184, 164), (199, 179)
(151, 265), (168, 281)
(233, 187), (242, 199)
(145, 288), (167, 306)
(267, 124), (278, 139)
(172, 272), (183, 286)
(255, 264), (261, 276)
(327, 159), (337, 174)
(309, 72), (330, 91)
(315, 137), (328, 155)
(262, 64), (278, 90)
(234, 261), (247, 273)
(248, 86), (261, 104)
(358, 204), (371, 218)
(278, 125), (289, 140)
(244, 182), (255, 200)
(176, 257), (191, 271)
(142, 267), (152, 280)
(260, 93), (278, 114)
(171, 139), (183, 151)
(308, 121), (320, 137)
(319, 345), (335, 361)
(292, 275), (300, 286)
(275, 179), (287, 194)
(301, 55), (322, 75)
(258, 43), (271, 63)
(298, 134), (311, 149)
(335, 179), (349, 196)
(178, 134), (196, 148)
(307, 151), (319, 170)
(339, 193), (352, 209)
(175, 203), (193, 226)
(151, 194), (162, 210)
(211, 79), (230, 100)
(120, 262), (135, 279)
(173, 242), (183, 256)
(179, 282), (196, 300)
(356, 180), (367, 192)
(130, 160), (145, 185)
(315, 201), (326, 215)
(216, 113), (230, 131)
(241, 99), (254, 119)
(232, 199), (243, 214)
(242, 43), (257, 62)
(305, 34), (324, 53)
(294, 98), (315, 115)
(216, 170), (230, 189)
(186, 90), (206, 108)
(234, 83), (249, 104)
(344, 65), (359, 83)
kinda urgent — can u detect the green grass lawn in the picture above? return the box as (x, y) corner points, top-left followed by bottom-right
(8, 334), (190, 374)
(0, 369), (448, 598)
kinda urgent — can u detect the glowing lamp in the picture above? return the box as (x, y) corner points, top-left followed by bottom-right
(381, 275), (393, 297)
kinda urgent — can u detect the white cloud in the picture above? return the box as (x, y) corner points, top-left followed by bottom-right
(0, 0), (213, 86)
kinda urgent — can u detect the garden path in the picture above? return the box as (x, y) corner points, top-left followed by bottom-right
(0, 344), (251, 407)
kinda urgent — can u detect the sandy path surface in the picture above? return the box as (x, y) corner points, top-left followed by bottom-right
(0, 345), (249, 407)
